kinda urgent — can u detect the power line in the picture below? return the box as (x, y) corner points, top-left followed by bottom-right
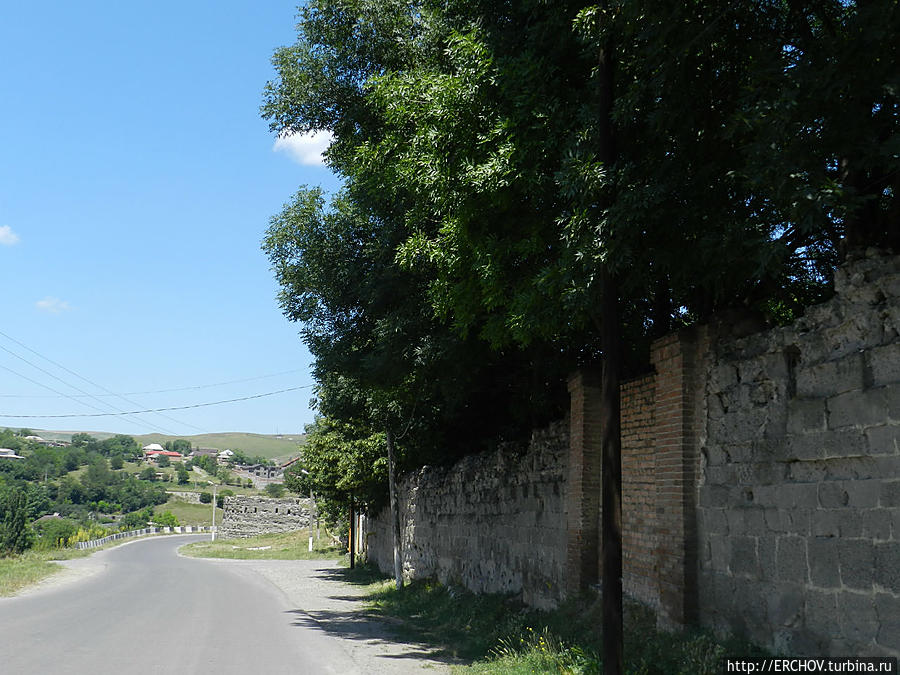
(0, 341), (182, 435)
(0, 385), (312, 419)
(0, 329), (204, 433)
(0, 368), (309, 398)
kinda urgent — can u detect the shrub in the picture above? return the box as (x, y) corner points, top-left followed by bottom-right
(199, 492), (212, 504)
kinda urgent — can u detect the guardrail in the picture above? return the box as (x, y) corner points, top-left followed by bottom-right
(74, 526), (212, 550)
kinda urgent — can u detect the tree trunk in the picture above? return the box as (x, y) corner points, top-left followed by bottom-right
(386, 428), (403, 590)
(596, 18), (624, 675)
(600, 264), (624, 675)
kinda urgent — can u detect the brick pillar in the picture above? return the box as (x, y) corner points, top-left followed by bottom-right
(652, 331), (702, 629)
(567, 370), (602, 596)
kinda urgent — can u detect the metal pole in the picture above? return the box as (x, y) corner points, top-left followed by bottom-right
(210, 482), (217, 541)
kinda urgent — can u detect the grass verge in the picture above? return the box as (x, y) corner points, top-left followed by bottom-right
(179, 529), (342, 560)
(0, 546), (97, 597)
(336, 565), (765, 674)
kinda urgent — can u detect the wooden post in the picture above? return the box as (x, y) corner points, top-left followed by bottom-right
(386, 429), (403, 590)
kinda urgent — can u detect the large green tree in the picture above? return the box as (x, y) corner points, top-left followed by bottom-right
(263, 1), (897, 670)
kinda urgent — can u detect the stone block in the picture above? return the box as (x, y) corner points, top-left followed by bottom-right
(874, 542), (900, 593)
(758, 535), (777, 580)
(730, 536), (759, 577)
(767, 583), (805, 627)
(827, 389), (888, 429)
(776, 536), (808, 583)
(860, 509), (892, 541)
(774, 483), (819, 510)
(808, 536), (840, 588)
(843, 480), (881, 508)
(837, 509), (862, 538)
(868, 343), (900, 387)
(805, 589), (840, 640)
(882, 481), (900, 508)
(812, 511), (840, 538)
(839, 539), (874, 590)
(875, 593), (900, 652)
(837, 591), (878, 644)
(786, 429), (868, 462)
(818, 481), (849, 508)
(866, 424), (900, 455)
(788, 399), (828, 434)
(796, 353), (866, 399)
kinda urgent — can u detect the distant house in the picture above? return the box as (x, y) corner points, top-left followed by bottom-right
(190, 447), (219, 459)
(217, 449), (234, 464)
(142, 445), (183, 463)
(24, 435), (45, 442)
(0, 448), (24, 459)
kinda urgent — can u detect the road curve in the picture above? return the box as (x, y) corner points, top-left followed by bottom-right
(0, 536), (445, 675)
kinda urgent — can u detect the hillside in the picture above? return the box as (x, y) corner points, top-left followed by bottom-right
(14, 429), (305, 463)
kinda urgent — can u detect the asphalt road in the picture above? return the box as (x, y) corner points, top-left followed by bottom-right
(0, 536), (444, 675)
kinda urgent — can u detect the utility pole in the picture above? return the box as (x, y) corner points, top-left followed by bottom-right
(386, 429), (403, 590)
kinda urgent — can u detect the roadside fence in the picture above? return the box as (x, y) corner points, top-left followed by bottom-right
(74, 526), (212, 550)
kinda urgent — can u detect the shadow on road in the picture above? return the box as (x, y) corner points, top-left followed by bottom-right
(285, 607), (457, 664)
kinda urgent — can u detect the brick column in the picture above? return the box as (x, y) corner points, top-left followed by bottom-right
(652, 330), (702, 629)
(567, 370), (603, 596)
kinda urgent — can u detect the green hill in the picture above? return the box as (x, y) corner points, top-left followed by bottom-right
(14, 429), (305, 464)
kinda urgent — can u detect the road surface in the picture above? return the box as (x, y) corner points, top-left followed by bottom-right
(0, 535), (450, 674)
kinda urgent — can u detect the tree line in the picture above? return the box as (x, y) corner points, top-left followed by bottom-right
(267, 0), (897, 526)
(262, 2), (897, 668)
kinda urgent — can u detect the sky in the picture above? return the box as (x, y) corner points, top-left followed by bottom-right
(0, 1), (340, 438)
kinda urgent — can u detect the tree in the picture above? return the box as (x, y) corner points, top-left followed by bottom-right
(156, 454), (171, 468)
(264, 2), (897, 669)
(176, 466), (190, 485)
(0, 488), (32, 555)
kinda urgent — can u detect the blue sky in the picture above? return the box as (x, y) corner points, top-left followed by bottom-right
(0, 2), (338, 437)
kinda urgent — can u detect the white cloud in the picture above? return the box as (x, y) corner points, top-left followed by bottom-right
(273, 130), (333, 166)
(0, 225), (19, 246)
(36, 297), (72, 314)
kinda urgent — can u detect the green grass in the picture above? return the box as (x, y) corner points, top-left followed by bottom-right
(153, 499), (223, 528)
(0, 552), (64, 596)
(0, 546), (105, 597)
(19, 429), (306, 464)
(180, 529), (341, 560)
(334, 567), (766, 674)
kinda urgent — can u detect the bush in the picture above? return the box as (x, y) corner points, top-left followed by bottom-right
(199, 492), (212, 504)
(264, 483), (286, 498)
(152, 511), (179, 528)
(33, 518), (78, 550)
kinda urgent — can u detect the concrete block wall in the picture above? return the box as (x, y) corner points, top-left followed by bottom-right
(219, 495), (313, 539)
(364, 422), (568, 609)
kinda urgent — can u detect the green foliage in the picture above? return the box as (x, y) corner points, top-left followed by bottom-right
(176, 466), (190, 485)
(151, 511), (179, 528)
(33, 518), (78, 550)
(156, 454), (171, 468)
(119, 507), (152, 531)
(0, 488), (33, 555)
(263, 0), (898, 515)
(199, 492), (213, 504)
(264, 483), (286, 498)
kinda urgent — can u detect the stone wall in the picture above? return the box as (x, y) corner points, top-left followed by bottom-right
(695, 251), (900, 656)
(364, 422), (568, 609)
(365, 250), (899, 657)
(220, 495), (313, 539)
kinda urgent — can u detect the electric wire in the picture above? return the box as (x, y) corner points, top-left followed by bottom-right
(0, 342), (181, 435)
(0, 368), (309, 398)
(0, 329), (206, 434)
(0, 385), (312, 419)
